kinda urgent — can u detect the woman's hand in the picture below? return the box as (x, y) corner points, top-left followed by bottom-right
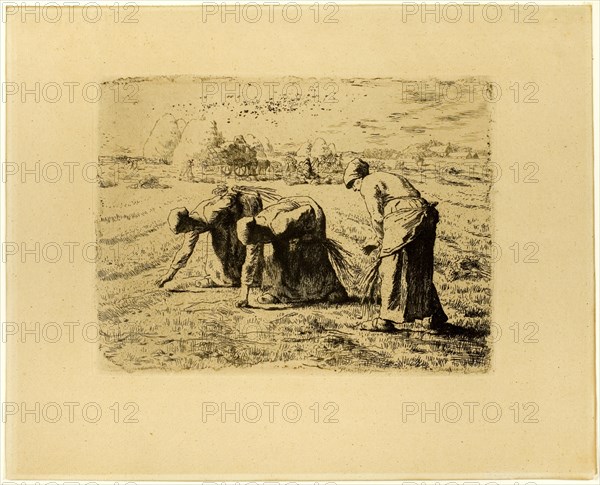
(235, 299), (249, 308)
(156, 269), (176, 288)
(236, 284), (250, 308)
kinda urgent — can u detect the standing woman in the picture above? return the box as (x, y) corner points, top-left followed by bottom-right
(344, 159), (447, 331)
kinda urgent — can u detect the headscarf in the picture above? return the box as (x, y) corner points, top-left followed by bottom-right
(343, 158), (370, 188)
(167, 207), (190, 233)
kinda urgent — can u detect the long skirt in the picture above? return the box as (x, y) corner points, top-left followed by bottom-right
(378, 221), (447, 324)
(260, 239), (347, 303)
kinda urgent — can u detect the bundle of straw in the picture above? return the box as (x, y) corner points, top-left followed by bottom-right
(233, 185), (281, 203)
(358, 258), (382, 304)
(323, 238), (354, 287)
(356, 258), (382, 320)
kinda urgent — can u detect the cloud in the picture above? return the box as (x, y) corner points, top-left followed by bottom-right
(401, 126), (427, 134)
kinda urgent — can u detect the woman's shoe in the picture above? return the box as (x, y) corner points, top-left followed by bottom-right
(195, 277), (217, 288)
(257, 293), (281, 304)
(361, 318), (396, 332)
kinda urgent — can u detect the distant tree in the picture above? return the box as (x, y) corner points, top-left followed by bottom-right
(209, 120), (225, 148)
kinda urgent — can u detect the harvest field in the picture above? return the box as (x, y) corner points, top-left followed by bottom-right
(97, 76), (493, 372)
(96, 157), (492, 372)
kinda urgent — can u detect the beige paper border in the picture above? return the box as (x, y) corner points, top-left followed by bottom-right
(4, 3), (596, 480)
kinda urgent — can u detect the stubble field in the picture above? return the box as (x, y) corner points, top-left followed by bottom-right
(96, 158), (492, 372)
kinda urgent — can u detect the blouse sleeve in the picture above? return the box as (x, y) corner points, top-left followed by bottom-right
(240, 243), (263, 287)
(170, 230), (200, 270)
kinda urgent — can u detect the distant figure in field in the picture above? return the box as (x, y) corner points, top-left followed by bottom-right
(235, 196), (348, 307)
(157, 186), (265, 289)
(179, 159), (195, 181)
(344, 159), (447, 332)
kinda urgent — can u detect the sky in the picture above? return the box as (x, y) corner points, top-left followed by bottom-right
(99, 76), (491, 157)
